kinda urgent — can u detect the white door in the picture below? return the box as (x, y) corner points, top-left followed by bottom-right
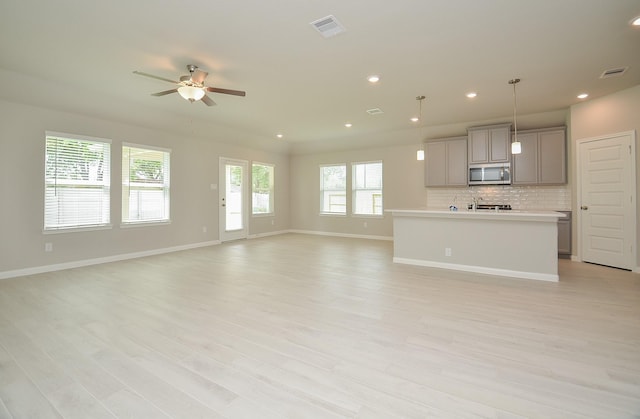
(577, 132), (636, 270)
(219, 158), (248, 242)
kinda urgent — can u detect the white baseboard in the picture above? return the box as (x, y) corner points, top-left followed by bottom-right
(288, 229), (393, 241)
(0, 230), (393, 280)
(393, 257), (559, 282)
(0, 240), (220, 280)
(247, 230), (290, 239)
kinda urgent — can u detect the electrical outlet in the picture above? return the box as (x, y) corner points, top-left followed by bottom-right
(202, 226), (207, 233)
(45, 242), (53, 252)
(271, 219), (275, 225)
(363, 221), (368, 228)
(445, 247), (452, 257)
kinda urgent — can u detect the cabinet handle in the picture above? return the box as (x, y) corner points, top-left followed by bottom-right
(581, 205), (588, 210)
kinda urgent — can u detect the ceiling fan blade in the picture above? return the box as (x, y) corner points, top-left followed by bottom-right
(151, 89), (178, 96)
(191, 70), (208, 85)
(201, 95), (216, 106)
(133, 71), (179, 84)
(205, 86), (246, 97)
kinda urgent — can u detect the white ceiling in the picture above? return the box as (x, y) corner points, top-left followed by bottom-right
(0, 0), (638, 154)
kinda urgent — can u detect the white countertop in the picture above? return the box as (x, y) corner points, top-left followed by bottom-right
(386, 208), (566, 222)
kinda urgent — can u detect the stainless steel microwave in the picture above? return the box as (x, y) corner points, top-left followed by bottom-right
(468, 163), (511, 185)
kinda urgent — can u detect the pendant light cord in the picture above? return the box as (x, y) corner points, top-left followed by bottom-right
(417, 95), (425, 140)
(513, 82), (517, 139)
(509, 78), (520, 141)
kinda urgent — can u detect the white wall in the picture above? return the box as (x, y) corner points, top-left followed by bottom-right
(290, 84), (640, 262)
(0, 99), (289, 276)
(2, 84), (637, 277)
(290, 144), (427, 238)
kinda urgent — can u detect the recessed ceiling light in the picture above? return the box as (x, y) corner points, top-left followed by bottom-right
(577, 93), (589, 99)
(345, 123), (352, 128)
(410, 117), (419, 122)
(367, 75), (380, 83)
(631, 16), (640, 26)
(466, 92), (477, 98)
(276, 133), (283, 138)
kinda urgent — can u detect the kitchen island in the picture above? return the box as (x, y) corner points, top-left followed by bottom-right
(387, 209), (566, 281)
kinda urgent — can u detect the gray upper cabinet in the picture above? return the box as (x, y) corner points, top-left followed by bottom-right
(512, 127), (566, 185)
(467, 123), (511, 164)
(425, 136), (467, 187)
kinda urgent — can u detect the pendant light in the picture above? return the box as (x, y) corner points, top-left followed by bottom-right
(416, 95), (426, 160)
(509, 78), (522, 155)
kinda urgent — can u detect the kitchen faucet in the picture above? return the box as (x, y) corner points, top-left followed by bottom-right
(470, 196), (483, 211)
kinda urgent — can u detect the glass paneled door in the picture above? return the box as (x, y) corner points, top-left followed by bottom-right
(219, 158), (248, 242)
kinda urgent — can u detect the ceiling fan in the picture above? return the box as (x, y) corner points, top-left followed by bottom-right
(133, 64), (246, 106)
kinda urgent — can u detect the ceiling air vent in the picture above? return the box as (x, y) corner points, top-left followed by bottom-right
(366, 108), (384, 115)
(310, 15), (346, 38)
(600, 67), (628, 79)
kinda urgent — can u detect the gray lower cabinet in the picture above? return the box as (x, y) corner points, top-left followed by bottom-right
(424, 137), (467, 187)
(513, 127), (566, 185)
(558, 211), (571, 258)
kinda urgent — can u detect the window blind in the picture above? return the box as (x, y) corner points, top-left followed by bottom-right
(122, 144), (170, 223)
(44, 133), (111, 231)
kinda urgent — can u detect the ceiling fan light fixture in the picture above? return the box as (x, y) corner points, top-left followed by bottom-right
(178, 85), (205, 102)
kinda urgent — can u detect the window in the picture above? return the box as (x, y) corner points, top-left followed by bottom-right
(320, 164), (346, 214)
(44, 132), (111, 231)
(252, 162), (274, 215)
(352, 161), (383, 215)
(122, 144), (170, 224)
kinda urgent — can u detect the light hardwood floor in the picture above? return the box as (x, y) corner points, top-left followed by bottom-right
(0, 233), (639, 418)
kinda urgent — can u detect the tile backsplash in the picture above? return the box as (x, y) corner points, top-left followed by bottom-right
(426, 185), (571, 211)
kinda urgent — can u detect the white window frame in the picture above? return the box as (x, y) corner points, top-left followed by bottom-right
(352, 160), (383, 217)
(320, 164), (347, 215)
(44, 131), (112, 233)
(251, 162), (275, 216)
(121, 143), (171, 226)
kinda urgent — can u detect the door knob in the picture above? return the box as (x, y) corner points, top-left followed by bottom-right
(581, 205), (588, 210)
(222, 204), (226, 207)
